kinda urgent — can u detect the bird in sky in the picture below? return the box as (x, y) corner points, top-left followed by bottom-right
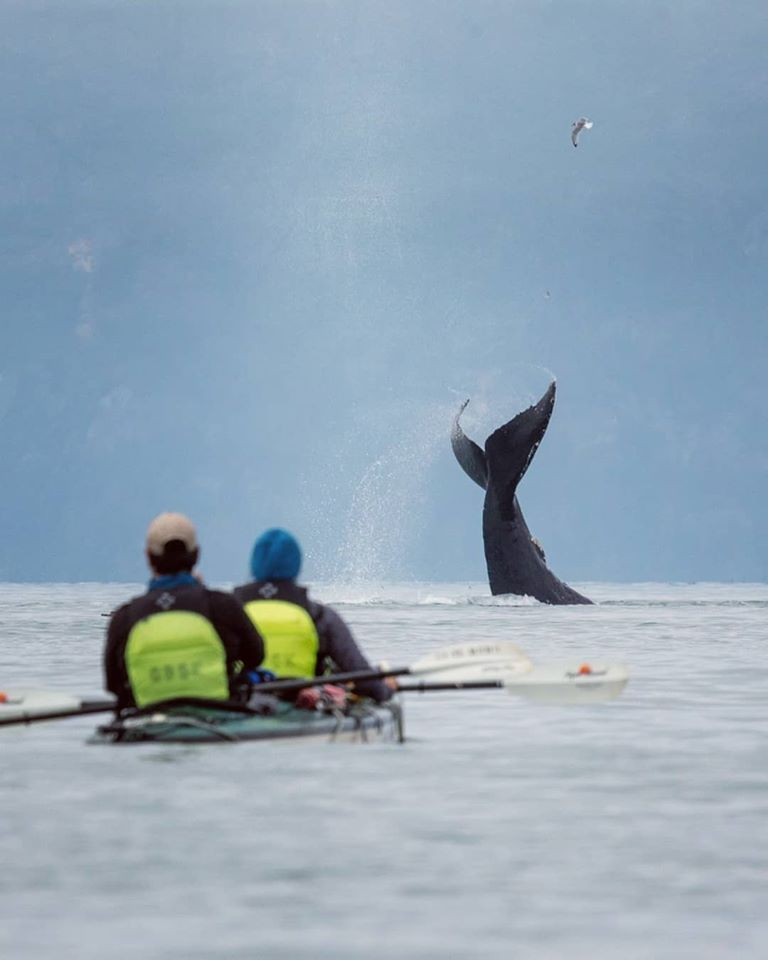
(571, 117), (593, 148)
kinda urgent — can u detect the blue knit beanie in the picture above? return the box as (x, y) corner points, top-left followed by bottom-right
(250, 528), (302, 581)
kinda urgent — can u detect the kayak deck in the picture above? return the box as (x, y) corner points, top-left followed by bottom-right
(89, 697), (404, 745)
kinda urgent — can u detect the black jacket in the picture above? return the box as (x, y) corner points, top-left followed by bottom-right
(233, 580), (392, 703)
(105, 583), (264, 710)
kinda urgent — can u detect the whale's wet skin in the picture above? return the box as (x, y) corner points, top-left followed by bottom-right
(1, 581), (766, 960)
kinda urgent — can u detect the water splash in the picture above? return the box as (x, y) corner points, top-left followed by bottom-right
(333, 402), (453, 583)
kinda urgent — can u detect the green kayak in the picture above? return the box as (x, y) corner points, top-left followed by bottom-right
(89, 697), (404, 745)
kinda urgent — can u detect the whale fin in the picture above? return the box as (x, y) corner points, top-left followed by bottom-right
(484, 382), (556, 521)
(451, 399), (488, 489)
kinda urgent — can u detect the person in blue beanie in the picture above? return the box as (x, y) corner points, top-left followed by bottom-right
(233, 528), (393, 703)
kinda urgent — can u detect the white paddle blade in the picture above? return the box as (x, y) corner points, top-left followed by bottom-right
(411, 641), (533, 683)
(504, 663), (629, 705)
(0, 689), (84, 722)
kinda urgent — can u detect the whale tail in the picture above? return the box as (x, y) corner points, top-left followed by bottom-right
(452, 381), (592, 605)
(451, 382), (556, 508)
(451, 398), (488, 490)
(484, 381), (556, 520)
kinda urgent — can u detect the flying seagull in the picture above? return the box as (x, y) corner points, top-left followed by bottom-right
(571, 117), (593, 148)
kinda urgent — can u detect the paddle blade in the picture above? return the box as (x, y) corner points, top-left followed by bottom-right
(0, 689), (115, 726)
(504, 663), (629, 705)
(410, 641), (533, 682)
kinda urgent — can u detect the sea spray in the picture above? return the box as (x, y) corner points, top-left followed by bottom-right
(332, 401), (455, 584)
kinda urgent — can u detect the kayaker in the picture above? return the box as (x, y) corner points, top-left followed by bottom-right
(233, 528), (394, 704)
(104, 512), (265, 712)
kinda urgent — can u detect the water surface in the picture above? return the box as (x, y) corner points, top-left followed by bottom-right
(1, 582), (766, 959)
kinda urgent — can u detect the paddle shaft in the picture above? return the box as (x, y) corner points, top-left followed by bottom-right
(0, 695), (286, 728)
(0, 699), (115, 728)
(0, 669), (409, 728)
(0, 666), (468, 727)
(251, 666), (411, 696)
(397, 680), (504, 692)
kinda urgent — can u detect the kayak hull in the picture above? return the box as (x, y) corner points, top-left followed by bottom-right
(88, 699), (404, 745)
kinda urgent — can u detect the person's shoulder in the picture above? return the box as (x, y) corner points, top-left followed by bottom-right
(309, 596), (328, 617)
(311, 599), (349, 632)
(205, 587), (237, 603)
(298, 587), (324, 619)
(206, 588), (247, 615)
(231, 582), (249, 602)
(105, 597), (136, 635)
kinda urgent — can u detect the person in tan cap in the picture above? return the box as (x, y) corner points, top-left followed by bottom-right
(104, 513), (264, 713)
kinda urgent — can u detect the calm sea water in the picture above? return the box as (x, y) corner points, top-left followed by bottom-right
(1, 581), (766, 960)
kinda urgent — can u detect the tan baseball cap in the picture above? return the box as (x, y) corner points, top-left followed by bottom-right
(145, 512), (198, 557)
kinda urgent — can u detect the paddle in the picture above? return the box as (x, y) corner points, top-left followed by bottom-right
(0, 691), (117, 727)
(0, 641), (532, 727)
(248, 647), (629, 704)
(250, 640), (534, 695)
(0, 642), (628, 727)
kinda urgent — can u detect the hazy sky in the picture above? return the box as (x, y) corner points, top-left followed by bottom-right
(1, 1), (766, 583)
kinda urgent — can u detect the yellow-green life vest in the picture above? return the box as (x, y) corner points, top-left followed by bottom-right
(125, 610), (230, 707)
(242, 599), (319, 679)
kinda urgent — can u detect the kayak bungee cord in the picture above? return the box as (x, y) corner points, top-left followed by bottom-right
(100, 712), (241, 743)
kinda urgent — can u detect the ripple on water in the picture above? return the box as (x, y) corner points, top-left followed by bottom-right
(0, 581), (767, 960)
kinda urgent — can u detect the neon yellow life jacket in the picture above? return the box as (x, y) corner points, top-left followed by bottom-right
(242, 599), (319, 678)
(125, 610), (230, 707)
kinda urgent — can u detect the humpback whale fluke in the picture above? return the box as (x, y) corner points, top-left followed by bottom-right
(452, 382), (592, 605)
